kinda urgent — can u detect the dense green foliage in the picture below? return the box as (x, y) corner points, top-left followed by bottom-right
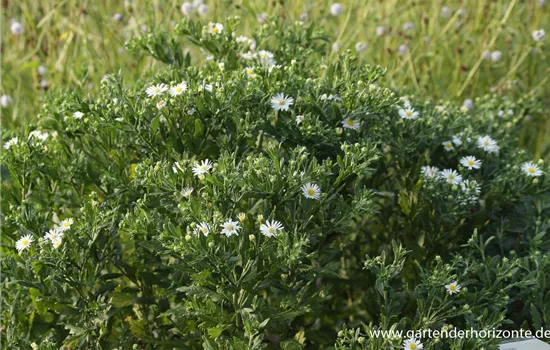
(1, 18), (549, 349)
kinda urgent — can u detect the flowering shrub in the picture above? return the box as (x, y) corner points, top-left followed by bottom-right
(1, 18), (549, 349)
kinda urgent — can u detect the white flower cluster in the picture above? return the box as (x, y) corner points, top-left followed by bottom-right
(16, 218), (74, 252)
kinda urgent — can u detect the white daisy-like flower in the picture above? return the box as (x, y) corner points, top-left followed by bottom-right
(181, 2), (193, 15)
(476, 135), (499, 154)
(452, 135), (463, 147)
(462, 99), (474, 111)
(532, 29), (545, 42)
(197, 3), (208, 16)
(192, 159), (212, 177)
(460, 156), (482, 170)
(295, 115), (304, 124)
(521, 162), (543, 177)
(442, 140), (454, 151)
(208, 22), (224, 35)
(156, 100), (166, 109)
(241, 51), (257, 60)
(398, 106), (419, 120)
(0, 95), (13, 107)
(199, 83), (214, 92)
(329, 3), (343, 16)
(73, 111), (84, 119)
(256, 12), (268, 23)
(11, 21), (23, 35)
(445, 281), (461, 295)
(44, 228), (64, 242)
(270, 93), (294, 111)
(403, 22), (415, 31)
(376, 26), (385, 36)
(244, 67), (257, 78)
(181, 187), (194, 198)
(220, 220), (241, 236)
(52, 238), (63, 249)
(260, 220), (284, 237)
(421, 166), (439, 178)
(342, 118), (360, 130)
(195, 222), (211, 236)
(3, 137), (19, 150)
(146, 83), (168, 97)
(170, 82), (188, 96)
(439, 169), (463, 185)
(16, 234), (34, 252)
(403, 337), (423, 350)
(460, 179), (481, 195)
(355, 42), (367, 52)
(490, 50), (502, 61)
(302, 183), (321, 200)
(58, 218), (74, 231)
(236, 35), (249, 43)
(28, 130), (49, 141)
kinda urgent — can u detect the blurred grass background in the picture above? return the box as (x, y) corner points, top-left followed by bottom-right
(1, 0), (549, 156)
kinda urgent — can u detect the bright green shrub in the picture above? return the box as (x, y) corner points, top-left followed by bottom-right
(1, 18), (549, 349)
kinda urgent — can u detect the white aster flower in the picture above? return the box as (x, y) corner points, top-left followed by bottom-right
(521, 162), (543, 177)
(170, 82), (188, 96)
(452, 135), (463, 147)
(0, 95), (13, 107)
(29, 130), (49, 141)
(181, 187), (194, 198)
(16, 234), (34, 252)
(181, 2), (193, 15)
(3, 137), (19, 150)
(421, 166), (439, 178)
(439, 169), (463, 185)
(270, 93), (294, 111)
(462, 99), (474, 111)
(244, 67), (257, 78)
(195, 222), (211, 236)
(302, 183), (321, 200)
(532, 29), (545, 42)
(220, 220), (241, 236)
(58, 218), (74, 231)
(460, 156), (482, 170)
(399, 106), (419, 120)
(342, 118), (360, 130)
(445, 281), (461, 295)
(442, 140), (454, 151)
(146, 83), (168, 97)
(260, 220), (284, 237)
(256, 12), (268, 23)
(329, 3), (343, 16)
(192, 159), (212, 177)
(208, 22), (224, 35)
(355, 42), (367, 52)
(11, 20), (23, 35)
(403, 22), (415, 31)
(52, 238), (63, 249)
(241, 51), (256, 60)
(44, 229), (64, 242)
(197, 4), (208, 16)
(236, 35), (249, 43)
(403, 337), (423, 350)
(295, 115), (305, 124)
(156, 100), (167, 109)
(490, 50), (502, 61)
(476, 135), (499, 154)
(376, 26), (385, 36)
(73, 111), (84, 119)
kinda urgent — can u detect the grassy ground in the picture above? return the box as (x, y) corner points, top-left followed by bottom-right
(1, 0), (549, 155)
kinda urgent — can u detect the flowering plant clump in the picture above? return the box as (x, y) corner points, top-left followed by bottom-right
(1, 18), (549, 349)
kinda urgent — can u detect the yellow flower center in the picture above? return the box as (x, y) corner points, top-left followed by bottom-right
(278, 100), (285, 105)
(449, 174), (455, 180)
(227, 225), (234, 230)
(201, 227), (208, 233)
(347, 119), (354, 126)
(410, 344), (417, 349)
(269, 227), (276, 233)
(406, 111), (412, 116)
(450, 285), (456, 291)
(247, 69), (253, 75)
(529, 167), (536, 173)
(212, 27), (218, 34)
(446, 143), (452, 148)
(22, 239), (29, 246)
(307, 189), (315, 195)
(468, 160), (474, 165)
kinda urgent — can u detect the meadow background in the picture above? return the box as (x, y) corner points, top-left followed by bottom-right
(1, 0), (549, 157)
